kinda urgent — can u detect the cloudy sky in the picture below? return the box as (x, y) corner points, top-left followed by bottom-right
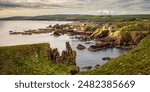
(0, 0), (150, 18)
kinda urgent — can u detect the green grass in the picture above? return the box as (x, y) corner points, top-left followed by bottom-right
(80, 35), (150, 75)
(0, 43), (72, 75)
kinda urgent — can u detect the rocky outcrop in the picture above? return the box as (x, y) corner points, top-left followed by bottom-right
(77, 44), (86, 50)
(115, 32), (133, 45)
(97, 30), (109, 38)
(47, 25), (52, 28)
(47, 42), (76, 66)
(53, 24), (60, 29)
(131, 32), (147, 45)
(61, 42), (76, 66)
(88, 31), (148, 51)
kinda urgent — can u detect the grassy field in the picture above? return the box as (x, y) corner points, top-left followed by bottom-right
(1, 14), (150, 22)
(0, 43), (72, 75)
(80, 35), (150, 75)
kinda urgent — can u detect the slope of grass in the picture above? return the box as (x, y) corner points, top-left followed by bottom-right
(1, 14), (150, 22)
(0, 43), (72, 75)
(80, 35), (150, 75)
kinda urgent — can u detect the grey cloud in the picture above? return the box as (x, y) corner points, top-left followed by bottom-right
(0, 0), (82, 9)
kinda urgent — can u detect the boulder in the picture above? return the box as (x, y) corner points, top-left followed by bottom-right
(47, 25), (52, 28)
(70, 66), (80, 75)
(95, 64), (100, 68)
(102, 57), (114, 60)
(75, 36), (91, 41)
(77, 44), (86, 50)
(88, 45), (102, 52)
(53, 24), (60, 29)
(53, 31), (61, 37)
(95, 41), (111, 47)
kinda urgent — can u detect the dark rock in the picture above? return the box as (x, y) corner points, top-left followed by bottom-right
(96, 41), (111, 47)
(102, 57), (114, 60)
(9, 31), (22, 35)
(53, 31), (61, 37)
(47, 25), (52, 28)
(52, 48), (60, 62)
(53, 24), (60, 29)
(47, 48), (60, 62)
(77, 44), (86, 50)
(66, 42), (72, 54)
(67, 32), (75, 36)
(75, 36), (91, 41)
(88, 45), (102, 52)
(60, 51), (67, 64)
(70, 66), (80, 75)
(21, 32), (32, 35)
(95, 64), (100, 68)
(82, 66), (92, 70)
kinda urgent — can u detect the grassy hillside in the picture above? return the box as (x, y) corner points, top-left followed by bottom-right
(0, 14), (150, 22)
(0, 43), (72, 75)
(80, 35), (150, 75)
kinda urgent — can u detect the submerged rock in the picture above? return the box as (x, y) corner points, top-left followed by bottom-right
(82, 66), (92, 70)
(77, 44), (86, 50)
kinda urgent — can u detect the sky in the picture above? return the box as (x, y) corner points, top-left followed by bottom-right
(0, 0), (150, 18)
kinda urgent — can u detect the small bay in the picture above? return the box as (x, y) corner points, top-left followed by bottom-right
(0, 20), (128, 70)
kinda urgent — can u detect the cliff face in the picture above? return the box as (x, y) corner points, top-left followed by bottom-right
(47, 42), (76, 66)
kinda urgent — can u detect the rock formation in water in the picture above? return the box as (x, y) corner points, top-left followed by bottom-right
(47, 42), (76, 66)
(77, 44), (86, 50)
